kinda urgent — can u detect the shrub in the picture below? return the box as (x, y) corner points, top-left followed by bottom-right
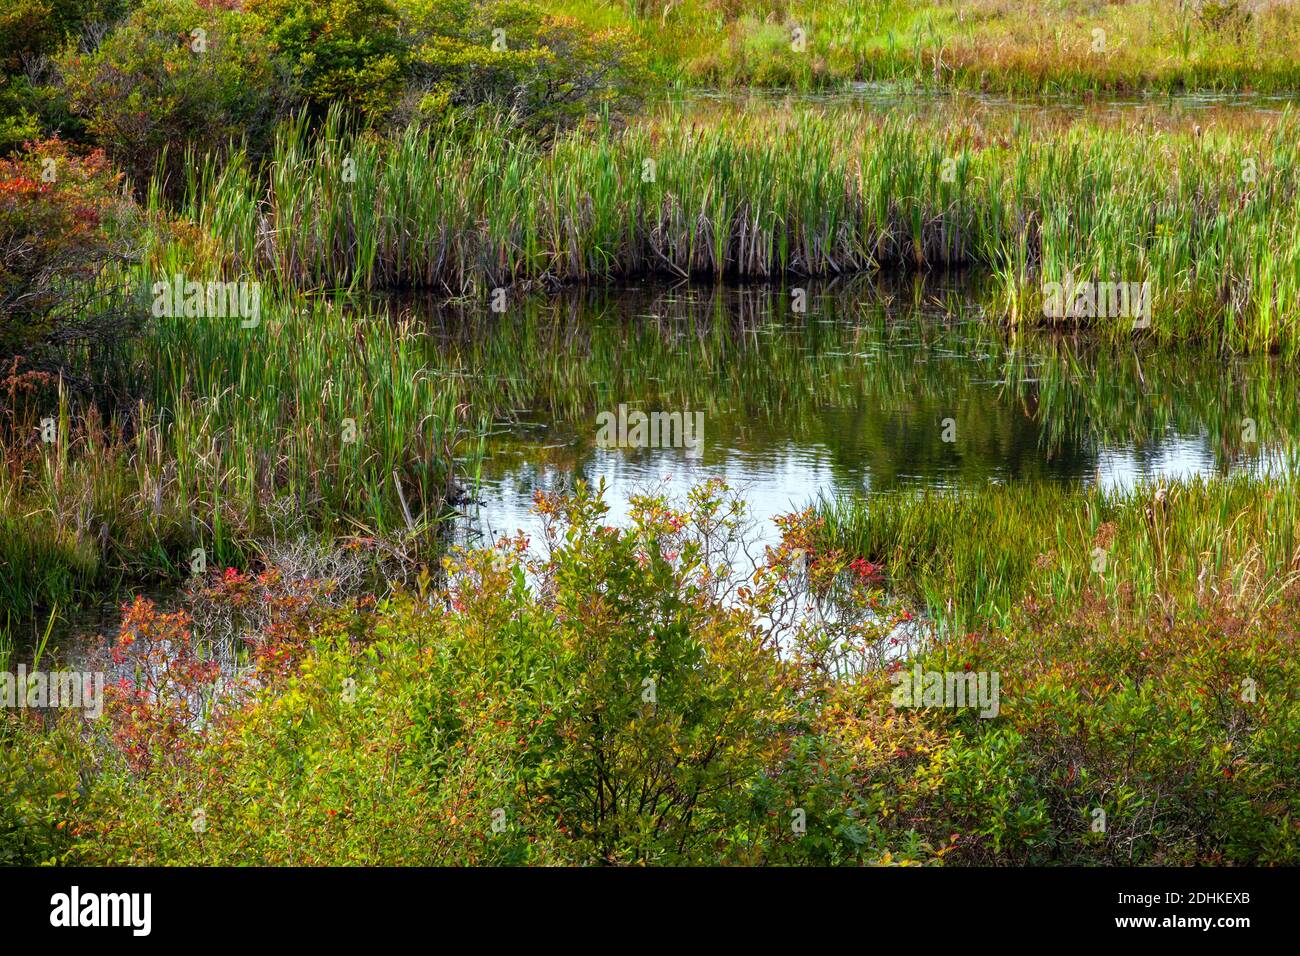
(916, 586), (1300, 864)
(0, 0), (134, 72)
(0, 77), (43, 156)
(245, 0), (406, 123)
(402, 0), (648, 137)
(0, 1), (137, 154)
(8, 481), (912, 865)
(58, 0), (286, 189)
(5, 481), (1296, 865)
(0, 137), (141, 393)
(0, 714), (84, 865)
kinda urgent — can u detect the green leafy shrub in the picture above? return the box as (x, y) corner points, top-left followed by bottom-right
(402, 0), (647, 137)
(245, 0), (406, 123)
(913, 586), (1300, 864)
(0, 0), (136, 153)
(0, 78), (43, 156)
(0, 0), (134, 71)
(58, 0), (285, 188)
(0, 715), (84, 865)
(6, 481), (911, 864)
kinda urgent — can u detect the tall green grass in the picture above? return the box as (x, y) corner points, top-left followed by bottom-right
(185, 105), (1300, 355)
(0, 283), (484, 634)
(817, 475), (1300, 631)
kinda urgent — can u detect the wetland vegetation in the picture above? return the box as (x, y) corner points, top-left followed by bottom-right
(2, 1), (1299, 866)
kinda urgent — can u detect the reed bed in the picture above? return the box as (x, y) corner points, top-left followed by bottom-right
(142, 271), (481, 538)
(540, 0), (1300, 95)
(184, 105), (1300, 355)
(817, 475), (1300, 631)
(0, 279), (484, 632)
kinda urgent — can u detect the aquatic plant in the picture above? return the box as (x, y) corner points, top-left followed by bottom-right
(182, 104), (1300, 355)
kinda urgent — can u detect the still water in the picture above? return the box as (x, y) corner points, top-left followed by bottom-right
(435, 277), (1296, 548)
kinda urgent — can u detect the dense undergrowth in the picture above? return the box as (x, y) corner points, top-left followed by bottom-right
(4, 481), (1297, 865)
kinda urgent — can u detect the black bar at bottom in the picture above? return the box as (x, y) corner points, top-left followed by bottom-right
(0, 866), (1284, 943)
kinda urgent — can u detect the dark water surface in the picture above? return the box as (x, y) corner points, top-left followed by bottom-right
(439, 277), (1297, 549)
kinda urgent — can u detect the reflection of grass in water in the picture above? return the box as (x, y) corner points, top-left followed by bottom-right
(818, 475), (1300, 631)
(0, 607), (55, 672)
(431, 279), (1082, 488)
(434, 279), (999, 418)
(1010, 338), (1299, 466)
(428, 281), (1300, 480)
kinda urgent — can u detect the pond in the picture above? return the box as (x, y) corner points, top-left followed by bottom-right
(23, 273), (1299, 672)
(431, 275), (1297, 550)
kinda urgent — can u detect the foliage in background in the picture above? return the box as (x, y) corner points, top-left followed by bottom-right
(41, 0), (648, 174)
(0, 0), (135, 153)
(534, 0), (1300, 93)
(9, 0), (1300, 162)
(402, 0), (647, 137)
(0, 0), (132, 70)
(58, 0), (286, 188)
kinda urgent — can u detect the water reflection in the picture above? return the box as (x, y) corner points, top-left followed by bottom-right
(410, 277), (1298, 545)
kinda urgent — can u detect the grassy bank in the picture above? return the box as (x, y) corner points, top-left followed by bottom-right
(542, 0), (1300, 93)
(816, 475), (1300, 630)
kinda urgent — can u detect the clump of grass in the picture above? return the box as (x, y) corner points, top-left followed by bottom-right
(0, 283), (485, 632)
(817, 475), (1300, 631)
(184, 103), (1300, 355)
